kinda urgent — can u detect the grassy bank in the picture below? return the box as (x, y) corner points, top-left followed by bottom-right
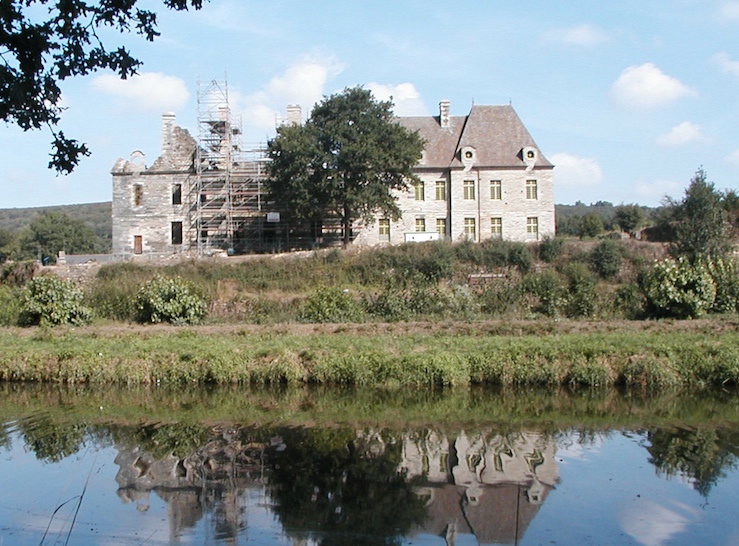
(1, 320), (738, 388)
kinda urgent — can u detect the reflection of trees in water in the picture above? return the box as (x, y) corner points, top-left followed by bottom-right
(8, 413), (739, 542)
(20, 418), (90, 462)
(267, 427), (428, 546)
(647, 427), (739, 497)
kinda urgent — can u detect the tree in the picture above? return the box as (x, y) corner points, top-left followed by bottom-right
(614, 204), (646, 236)
(266, 87), (425, 246)
(21, 212), (98, 262)
(667, 168), (731, 262)
(0, 0), (202, 173)
(578, 212), (603, 239)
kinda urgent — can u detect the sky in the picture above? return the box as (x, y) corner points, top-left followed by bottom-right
(2, 0), (739, 209)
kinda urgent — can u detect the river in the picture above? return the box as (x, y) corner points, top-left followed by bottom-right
(0, 384), (737, 545)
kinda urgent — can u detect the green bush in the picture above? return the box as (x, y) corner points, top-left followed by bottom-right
(589, 239), (622, 280)
(521, 269), (565, 317)
(300, 286), (364, 323)
(136, 275), (208, 325)
(478, 277), (523, 317)
(538, 236), (564, 263)
(561, 263), (598, 318)
(610, 283), (645, 320)
(0, 285), (21, 326)
(19, 275), (92, 326)
(705, 257), (739, 314)
(641, 258), (716, 319)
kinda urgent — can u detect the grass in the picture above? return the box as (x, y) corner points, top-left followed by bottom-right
(1, 320), (739, 389)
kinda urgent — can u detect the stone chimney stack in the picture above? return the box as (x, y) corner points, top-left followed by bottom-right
(161, 112), (176, 157)
(287, 104), (302, 125)
(439, 100), (450, 128)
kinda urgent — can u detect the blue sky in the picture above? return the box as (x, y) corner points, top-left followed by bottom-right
(2, 0), (739, 209)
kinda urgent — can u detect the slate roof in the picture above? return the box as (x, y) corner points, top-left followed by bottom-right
(397, 105), (553, 170)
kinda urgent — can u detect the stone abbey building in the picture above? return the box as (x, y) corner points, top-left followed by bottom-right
(111, 83), (554, 257)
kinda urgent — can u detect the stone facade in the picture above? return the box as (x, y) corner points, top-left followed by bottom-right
(354, 102), (555, 246)
(111, 115), (196, 257)
(111, 101), (554, 257)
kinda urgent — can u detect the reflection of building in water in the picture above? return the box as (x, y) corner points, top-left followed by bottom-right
(399, 430), (559, 545)
(112, 427), (558, 545)
(114, 429), (271, 543)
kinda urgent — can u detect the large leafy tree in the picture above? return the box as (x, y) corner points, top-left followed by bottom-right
(0, 0), (203, 174)
(667, 168), (732, 262)
(266, 87), (425, 246)
(614, 204), (646, 236)
(20, 211), (99, 262)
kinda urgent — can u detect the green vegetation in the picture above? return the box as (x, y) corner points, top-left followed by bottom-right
(19, 275), (91, 326)
(0, 203), (112, 261)
(1, 1), (202, 173)
(1, 323), (739, 388)
(135, 275), (207, 325)
(267, 86), (425, 245)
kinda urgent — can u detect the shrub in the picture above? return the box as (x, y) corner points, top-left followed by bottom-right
(538, 236), (564, 263)
(300, 286), (364, 323)
(1, 260), (38, 286)
(589, 239), (622, 280)
(641, 258), (716, 319)
(478, 277), (523, 317)
(561, 263), (598, 318)
(705, 257), (739, 314)
(136, 275), (208, 325)
(610, 283), (645, 320)
(19, 275), (92, 326)
(0, 284), (21, 326)
(521, 269), (565, 317)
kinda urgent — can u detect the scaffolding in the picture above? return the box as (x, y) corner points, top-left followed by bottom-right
(190, 79), (353, 255)
(192, 80), (267, 255)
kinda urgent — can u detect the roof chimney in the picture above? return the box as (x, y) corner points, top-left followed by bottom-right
(287, 104), (302, 125)
(161, 112), (176, 157)
(439, 100), (450, 128)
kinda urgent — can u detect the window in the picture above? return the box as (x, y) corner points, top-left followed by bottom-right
(526, 179), (538, 200)
(490, 180), (502, 200)
(413, 181), (425, 201)
(415, 217), (426, 232)
(378, 218), (390, 241)
(435, 180), (446, 200)
(172, 184), (182, 205)
(133, 235), (142, 255)
(491, 217), (502, 239)
(133, 184), (143, 207)
(171, 221), (183, 245)
(464, 217), (476, 241)
(436, 218), (447, 237)
(463, 180), (476, 200)
(527, 217), (539, 240)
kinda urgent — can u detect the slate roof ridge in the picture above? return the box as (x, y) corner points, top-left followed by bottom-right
(396, 103), (553, 170)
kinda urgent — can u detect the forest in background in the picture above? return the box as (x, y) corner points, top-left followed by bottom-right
(0, 201), (657, 257)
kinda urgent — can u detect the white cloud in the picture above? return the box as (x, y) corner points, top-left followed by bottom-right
(550, 153), (603, 188)
(711, 51), (739, 77)
(718, 1), (739, 20)
(542, 23), (609, 46)
(656, 122), (708, 147)
(619, 499), (698, 546)
(238, 54), (345, 137)
(610, 63), (696, 109)
(366, 82), (429, 116)
(636, 178), (683, 202)
(725, 148), (739, 167)
(92, 72), (189, 112)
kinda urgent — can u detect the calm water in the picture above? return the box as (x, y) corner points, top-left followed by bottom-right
(0, 384), (738, 545)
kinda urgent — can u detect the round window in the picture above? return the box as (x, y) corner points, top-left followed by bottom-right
(526, 150), (535, 159)
(465, 150), (473, 159)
